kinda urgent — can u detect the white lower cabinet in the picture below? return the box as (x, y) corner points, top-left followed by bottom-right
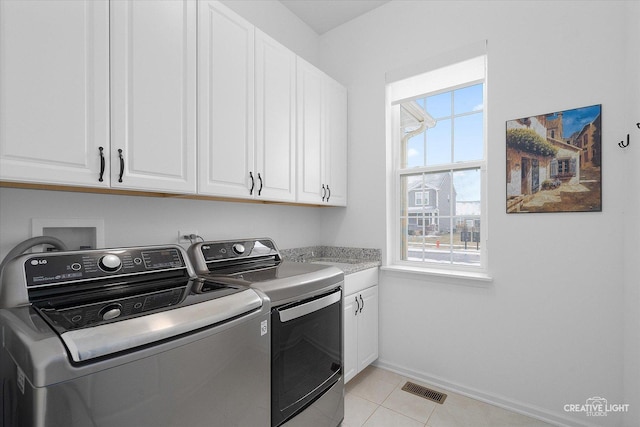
(343, 268), (379, 383)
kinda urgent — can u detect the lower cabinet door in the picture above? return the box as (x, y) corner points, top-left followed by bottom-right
(343, 285), (378, 384)
(357, 286), (379, 371)
(343, 293), (359, 383)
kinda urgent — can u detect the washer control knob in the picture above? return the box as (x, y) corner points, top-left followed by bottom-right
(232, 243), (245, 255)
(99, 254), (122, 272)
(99, 304), (122, 321)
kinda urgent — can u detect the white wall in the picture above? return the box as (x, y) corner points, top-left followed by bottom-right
(0, 187), (324, 258)
(623, 1), (640, 425)
(0, 0), (323, 260)
(319, 1), (635, 426)
(220, 0), (321, 67)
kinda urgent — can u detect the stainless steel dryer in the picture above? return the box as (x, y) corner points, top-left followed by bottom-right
(0, 245), (270, 427)
(188, 238), (344, 427)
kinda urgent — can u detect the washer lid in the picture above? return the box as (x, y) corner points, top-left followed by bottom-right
(60, 288), (263, 362)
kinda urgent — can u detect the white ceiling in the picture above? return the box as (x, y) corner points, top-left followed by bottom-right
(279, 0), (391, 35)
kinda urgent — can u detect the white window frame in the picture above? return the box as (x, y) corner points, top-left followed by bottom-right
(384, 44), (491, 282)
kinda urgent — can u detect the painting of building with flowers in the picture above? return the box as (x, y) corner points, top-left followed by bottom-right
(506, 104), (601, 213)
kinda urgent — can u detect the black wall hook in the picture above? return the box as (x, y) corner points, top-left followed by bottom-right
(619, 134), (630, 148)
(637, 122), (640, 129)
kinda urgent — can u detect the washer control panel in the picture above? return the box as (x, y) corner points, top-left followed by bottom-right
(24, 247), (185, 287)
(98, 254), (122, 272)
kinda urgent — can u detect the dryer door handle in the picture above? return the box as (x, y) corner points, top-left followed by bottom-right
(278, 289), (341, 322)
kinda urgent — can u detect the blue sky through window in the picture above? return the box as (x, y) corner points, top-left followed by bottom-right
(425, 92), (450, 119)
(454, 84), (483, 115)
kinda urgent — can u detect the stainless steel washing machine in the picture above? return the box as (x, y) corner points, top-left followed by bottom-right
(0, 245), (270, 427)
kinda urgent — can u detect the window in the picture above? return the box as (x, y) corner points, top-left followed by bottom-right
(387, 52), (487, 274)
(558, 159), (569, 174)
(415, 191), (429, 205)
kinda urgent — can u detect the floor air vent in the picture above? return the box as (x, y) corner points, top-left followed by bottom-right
(401, 382), (447, 404)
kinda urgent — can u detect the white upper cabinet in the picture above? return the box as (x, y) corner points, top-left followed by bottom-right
(198, 3), (296, 202)
(296, 58), (348, 206)
(254, 29), (297, 202)
(1, 0), (345, 205)
(0, 0), (196, 193)
(0, 0), (110, 187)
(324, 79), (348, 206)
(296, 59), (325, 204)
(110, 0), (196, 193)
(198, 1), (255, 198)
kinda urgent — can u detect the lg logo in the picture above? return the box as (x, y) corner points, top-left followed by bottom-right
(30, 259), (48, 266)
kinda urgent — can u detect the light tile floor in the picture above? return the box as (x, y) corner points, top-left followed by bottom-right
(342, 366), (557, 427)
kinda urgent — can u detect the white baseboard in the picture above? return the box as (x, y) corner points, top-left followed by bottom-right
(373, 358), (599, 427)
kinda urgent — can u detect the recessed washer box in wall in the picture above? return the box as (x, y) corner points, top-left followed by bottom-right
(31, 218), (105, 252)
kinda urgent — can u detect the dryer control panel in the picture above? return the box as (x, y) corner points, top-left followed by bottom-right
(198, 239), (278, 263)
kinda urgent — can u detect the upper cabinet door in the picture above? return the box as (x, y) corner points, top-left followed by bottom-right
(0, 0), (110, 187)
(296, 58), (325, 204)
(198, 1), (255, 198)
(110, 0), (196, 193)
(296, 57), (348, 206)
(324, 79), (348, 206)
(255, 30), (296, 202)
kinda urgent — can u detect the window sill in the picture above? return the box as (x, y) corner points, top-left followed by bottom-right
(380, 265), (493, 285)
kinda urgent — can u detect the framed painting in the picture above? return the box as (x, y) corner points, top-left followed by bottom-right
(506, 104), (602, 213)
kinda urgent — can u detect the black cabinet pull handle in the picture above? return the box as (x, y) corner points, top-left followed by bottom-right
(359, 294), (364, 313)
(322, 184), (326, 201)
(258, 173), (263, 196)
(249, 172), (255, 195)
(326, 185), (331, 202)
(117, 149), (124, 183)
(98, 147), (105, 182)
(355, 296), (359, 315)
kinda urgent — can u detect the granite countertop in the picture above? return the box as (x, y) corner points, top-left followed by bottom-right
(280, 246), (381, 275)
